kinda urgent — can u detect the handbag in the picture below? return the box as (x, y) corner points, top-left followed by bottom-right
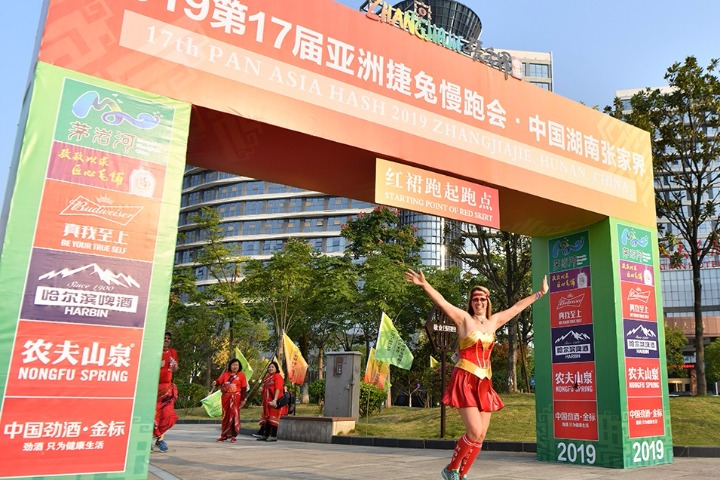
(275, 391), (291, 408)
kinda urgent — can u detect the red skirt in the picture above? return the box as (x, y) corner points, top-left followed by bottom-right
(441, 367), (504, 412)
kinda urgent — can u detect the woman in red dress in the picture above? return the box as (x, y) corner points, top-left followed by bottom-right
(255, 361), (283, 442)
(406, 269), (548, 480)
(153, 331), (179, 453)
(212, 358), (247, 443)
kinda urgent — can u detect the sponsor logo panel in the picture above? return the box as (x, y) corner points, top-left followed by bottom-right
(550, 287), (592, 327)
(21, 248), (151, 328)
(5, 320), (142, 398)
(34, 180), (160, 262)
(551, 324), (595, 364)
(623, 319), (659, 359)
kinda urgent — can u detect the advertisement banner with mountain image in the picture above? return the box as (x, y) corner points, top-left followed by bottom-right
(551, 324), (595, 364)
(0, 62), (190, 479)
(21, 248), (151, 327)
(623, 320), (660, 359)
(616, 222), (668, 443)
(545, 230), (598, 443)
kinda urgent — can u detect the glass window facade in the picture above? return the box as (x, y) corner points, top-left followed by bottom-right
(526, 63), (550, 78)
(177, 168), (376, 281)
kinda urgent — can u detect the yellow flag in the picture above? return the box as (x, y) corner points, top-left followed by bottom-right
(374, 312), (414, 370)
(283, 333), (308, 385)
(430, 356), (439, 369)
(363, 347), (390, 390)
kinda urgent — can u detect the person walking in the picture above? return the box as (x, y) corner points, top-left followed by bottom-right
(405, 269), (549, 480)
(153, 331), (179, 453)
(254, 361), (284, 442)
(212, 358), (248, 443)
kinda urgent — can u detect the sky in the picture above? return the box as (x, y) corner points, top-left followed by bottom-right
(1, 0), (718, 213)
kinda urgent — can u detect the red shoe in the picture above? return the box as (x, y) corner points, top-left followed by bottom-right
(216, 437), (226, 442)
(230, 437), (236, 443)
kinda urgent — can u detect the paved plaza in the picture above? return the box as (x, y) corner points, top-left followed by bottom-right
(148, 423), (720, 480)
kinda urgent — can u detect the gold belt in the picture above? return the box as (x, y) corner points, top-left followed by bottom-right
(455, 359), (492, 380)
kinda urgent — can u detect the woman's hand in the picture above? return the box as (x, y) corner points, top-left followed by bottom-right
(404, 269), (425, 286)
(541, 275), (549, 294)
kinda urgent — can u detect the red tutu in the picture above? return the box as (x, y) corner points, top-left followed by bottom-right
(441, 367), (504, 411)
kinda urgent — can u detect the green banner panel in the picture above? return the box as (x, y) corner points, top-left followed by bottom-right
(534, 217), (672, 469)
(0, 62), (190, 479)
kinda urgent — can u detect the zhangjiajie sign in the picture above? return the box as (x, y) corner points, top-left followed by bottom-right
(533, 219), (672, 468)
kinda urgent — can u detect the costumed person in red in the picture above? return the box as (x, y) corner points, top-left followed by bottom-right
(153, 331), (179, 453)
(212, 358), (248, 443)
(254, 361), (283, 442)
(406, 269), (548, 480)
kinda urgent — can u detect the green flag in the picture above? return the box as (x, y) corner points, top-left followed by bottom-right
(201, 390), (222, 418)
(374, 312), (414, 370)
(234, 347), (254, 384)
(430, 356), (439, 369)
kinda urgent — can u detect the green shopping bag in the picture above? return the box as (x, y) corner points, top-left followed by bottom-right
(201, 390), (222, 418)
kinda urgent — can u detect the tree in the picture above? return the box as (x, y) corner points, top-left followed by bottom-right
(608, 56), (720, 395)
(446, 224), (533, 393)
(341, 206), (424, 406)
(187, 207), (250, 356)
(304, 254), (359, 378)
(240, 238), (317, 361)
(167, 266), (222, 387)
(706, 338), (720, 388)
(341, 206), (424, 353)
(168, 207), (264, 388)
(664, 321), (688, 378)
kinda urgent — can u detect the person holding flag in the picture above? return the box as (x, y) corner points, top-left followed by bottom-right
(405, 269), (548, 480)
(255, 360), (284, 442)
(211, 358), (247, 443)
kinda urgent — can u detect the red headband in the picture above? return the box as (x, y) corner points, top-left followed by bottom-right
(471, 291), (488, 300)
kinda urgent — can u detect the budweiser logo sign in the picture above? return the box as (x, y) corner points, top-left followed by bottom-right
(60, 196), (143, 226)
(557, 293), (585, 308)
(627, 288), (651, 303)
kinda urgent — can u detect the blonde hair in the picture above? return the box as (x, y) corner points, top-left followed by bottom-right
(466, 286), (492, 318)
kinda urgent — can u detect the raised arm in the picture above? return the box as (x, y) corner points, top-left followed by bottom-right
(405, 269), (468, 326)
(490, 275), (549, 327)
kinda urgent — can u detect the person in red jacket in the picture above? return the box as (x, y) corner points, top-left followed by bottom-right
(153, 331), (179, 453)
(212, 358), (248, 443)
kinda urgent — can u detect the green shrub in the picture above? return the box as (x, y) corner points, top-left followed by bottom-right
(176, 381), (208, 413)
(308, 379), (325, 404)
(359, 381), (385, 417)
